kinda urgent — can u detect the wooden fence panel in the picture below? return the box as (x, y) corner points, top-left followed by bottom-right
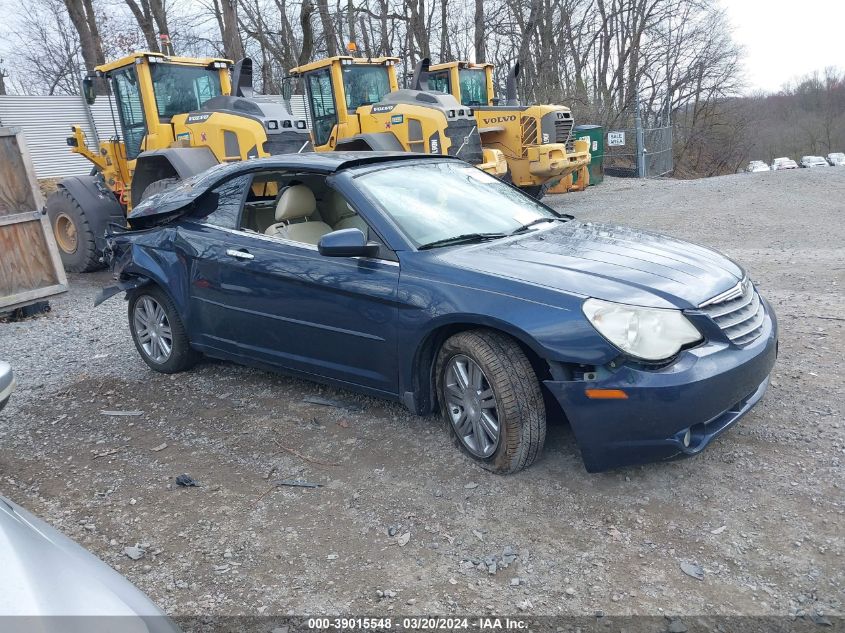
(0, 127), (68, 311)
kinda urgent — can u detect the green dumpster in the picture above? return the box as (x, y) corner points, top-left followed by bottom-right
(572, 124), (604, 186)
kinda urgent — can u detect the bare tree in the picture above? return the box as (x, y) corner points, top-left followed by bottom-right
(123, 0), (160, 51)
(216, 0), (245, 60)
(62, 0), (105, 71)
(473, 0), (484, 62)
(0, 60), (8, 95)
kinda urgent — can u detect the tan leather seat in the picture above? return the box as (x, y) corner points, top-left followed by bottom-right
(322, 190), (369, 234)
(265, 185), (332, 244)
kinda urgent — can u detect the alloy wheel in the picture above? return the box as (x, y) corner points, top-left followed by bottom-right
(444, 354), (500, 457)
(133, 295), (173, 364)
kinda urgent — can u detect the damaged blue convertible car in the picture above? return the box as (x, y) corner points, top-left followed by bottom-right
(100, 153), (778, 473)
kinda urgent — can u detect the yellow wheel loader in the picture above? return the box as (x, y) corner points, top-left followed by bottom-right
(47, 53), (311, 272)
(283, 56), (507, 177)
(424, 60), (591, 198)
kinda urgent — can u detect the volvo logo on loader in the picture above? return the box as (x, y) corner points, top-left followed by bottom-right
(482, 115), (517, 125)
(186, 113), (212, 124)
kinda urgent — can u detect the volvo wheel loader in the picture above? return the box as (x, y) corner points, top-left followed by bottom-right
(424, 60), (591, 198)
(283, 56), (506, 177)
(47, 53), (311, 272)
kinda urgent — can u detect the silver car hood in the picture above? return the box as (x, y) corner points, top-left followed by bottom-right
(0, 496), (179, 632)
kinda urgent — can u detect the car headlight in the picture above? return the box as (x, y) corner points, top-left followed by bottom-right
(582, 298), (702, 361)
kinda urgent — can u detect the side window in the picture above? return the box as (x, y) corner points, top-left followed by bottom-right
(202, 175), (251, 229)
(306, 69), (337, 147)
(427, 71), (450, 94)
(112, 67), (146, 160)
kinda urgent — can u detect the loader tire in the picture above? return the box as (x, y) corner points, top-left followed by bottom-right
(521, 183), (548, 200)
(46, 188), (103, 273)
(141, 177), (180, 201)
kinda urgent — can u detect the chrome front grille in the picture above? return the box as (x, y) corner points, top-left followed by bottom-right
(699, 279), (765, 346)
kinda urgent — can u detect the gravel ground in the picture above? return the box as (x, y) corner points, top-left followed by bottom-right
(0, 168), (842, 620)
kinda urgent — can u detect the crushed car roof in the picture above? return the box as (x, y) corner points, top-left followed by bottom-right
(128, 152), (455, 223)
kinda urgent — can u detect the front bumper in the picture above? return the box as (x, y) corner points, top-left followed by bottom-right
(544, 302), (778, 472)
(527, 139), (591, 180)
(0, 362), (15, 413)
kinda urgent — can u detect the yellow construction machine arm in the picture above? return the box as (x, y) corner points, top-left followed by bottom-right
(66, 125), (108, 172)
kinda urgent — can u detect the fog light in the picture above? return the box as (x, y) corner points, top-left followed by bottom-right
(682, 429), (691, 447)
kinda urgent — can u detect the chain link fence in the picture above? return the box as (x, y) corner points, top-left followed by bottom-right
(600, 95), (673, 178)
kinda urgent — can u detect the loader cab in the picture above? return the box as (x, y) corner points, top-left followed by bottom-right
(428, 62), (495, 107)
(287, 57), (400, 149)
(92, 53), (232, 160)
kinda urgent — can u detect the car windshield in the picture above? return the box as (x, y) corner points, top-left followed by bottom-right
(355, 160), (561, 248)
(342, 65), (391, 112)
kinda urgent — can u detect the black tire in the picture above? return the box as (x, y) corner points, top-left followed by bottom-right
(520, 183), (548, 200)
(140, 177), (179, 201)
(127, 285), (200, 374)
(435, 329), (546, 474)
(46, 188), (103, 273)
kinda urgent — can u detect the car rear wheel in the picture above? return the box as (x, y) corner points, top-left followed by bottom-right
(128, 286), (199, 373)
(435, 329), (546, 474)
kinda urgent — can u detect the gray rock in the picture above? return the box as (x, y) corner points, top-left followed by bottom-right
(680, 561), (705, 580)
(124, 546), (145, 560)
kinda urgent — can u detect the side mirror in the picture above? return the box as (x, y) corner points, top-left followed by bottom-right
(281, 78), (293, 101)
(318, 228), (379, 258)
(82, 76), (97, 105)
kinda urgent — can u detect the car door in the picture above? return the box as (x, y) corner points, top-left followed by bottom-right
(181, 171), (401, 395)
(223, 230), (400, 394)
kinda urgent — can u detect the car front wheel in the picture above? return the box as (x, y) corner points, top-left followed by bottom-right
(128, 286), (199, 373)
(436, 330), (546, 474)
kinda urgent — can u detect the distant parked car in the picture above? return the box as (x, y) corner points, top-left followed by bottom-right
(826, 152), (845, 167)
(0, 494), (181, 629)
(772, 157), (798, 170)
(800, 156), (829, 168)
(0, 361), (13, 412)
(746, 160), (770, 173)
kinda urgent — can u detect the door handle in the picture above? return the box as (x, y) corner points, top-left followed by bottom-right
(226, 248), (254, 260)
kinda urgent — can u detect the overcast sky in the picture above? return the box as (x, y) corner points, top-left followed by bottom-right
(1, 1), (841, 95)
(722, 0), (844, 93)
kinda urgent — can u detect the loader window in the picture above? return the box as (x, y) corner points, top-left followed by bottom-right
(112, 67), (147, 160)
(427, 71), (451, 94)
(306, 69), (337, 147)
(458, 69), (488, 106)
(150, 64), (223, 120)
(342, 66), (391, 112)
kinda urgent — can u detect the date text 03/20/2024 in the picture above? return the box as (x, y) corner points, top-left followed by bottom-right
(307, 617), (529, 630)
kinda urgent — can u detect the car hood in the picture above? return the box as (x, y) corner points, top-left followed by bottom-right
(0, 496), (179, 630)
(437, 221), (744, 309)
